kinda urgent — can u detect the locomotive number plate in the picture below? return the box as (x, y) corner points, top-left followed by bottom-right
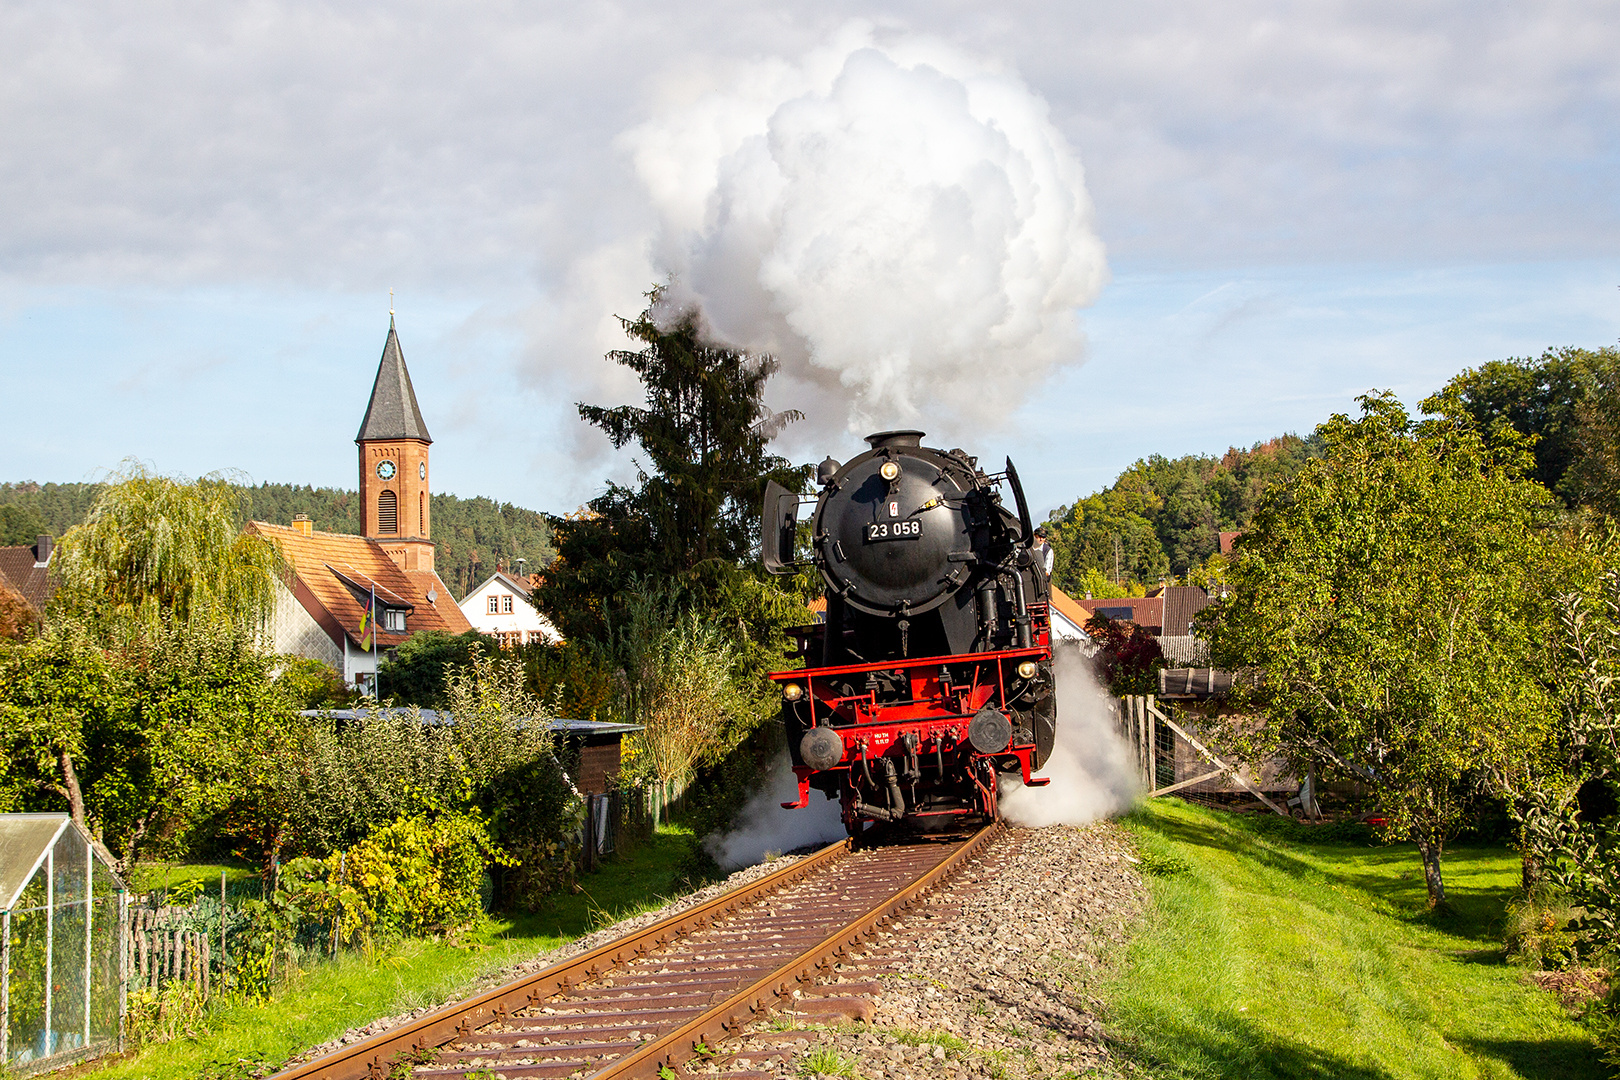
(865, 519), (922, 542)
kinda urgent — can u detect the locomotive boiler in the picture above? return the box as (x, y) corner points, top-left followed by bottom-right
(761, 430), (1055, 835)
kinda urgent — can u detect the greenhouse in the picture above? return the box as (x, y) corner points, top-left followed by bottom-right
(1, 814), (126, 1076)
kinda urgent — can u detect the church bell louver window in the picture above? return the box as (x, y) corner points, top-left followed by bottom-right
(377, 490), (398, 534)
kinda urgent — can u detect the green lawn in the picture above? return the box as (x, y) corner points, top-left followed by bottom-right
(97, 827), (705, 1080)
(1103, 799), (1602, 1080)
(128, 860), (260, 897)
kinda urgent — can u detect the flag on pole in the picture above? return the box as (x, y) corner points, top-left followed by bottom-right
(359, 584), (375, 651)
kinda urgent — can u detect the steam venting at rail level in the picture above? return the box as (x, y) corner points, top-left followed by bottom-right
(998, 646), (1139, 827)
(705, 649), (1138, 867)
(707, 754), (847, 871)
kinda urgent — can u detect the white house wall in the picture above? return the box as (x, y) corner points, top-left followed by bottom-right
(269, 579), (342, 670)
(458, 577), (562, 644)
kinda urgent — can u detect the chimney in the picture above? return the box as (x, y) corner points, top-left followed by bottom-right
(34, 534), (52, 567)
(292, 514), (313, 537)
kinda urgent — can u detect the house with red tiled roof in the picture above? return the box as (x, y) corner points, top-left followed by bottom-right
(1046, 585), (1092, 642)
(0, 534), (56, 628)
(249, 318), (470, 691)
(459, 569), (562, 648)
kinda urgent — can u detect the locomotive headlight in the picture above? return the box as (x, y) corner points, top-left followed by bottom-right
(782, 682), (804, 702)
(879, 460), (901, 481)
(1017, 661), (1038, 679)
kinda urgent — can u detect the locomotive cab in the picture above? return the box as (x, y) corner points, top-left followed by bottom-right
(764, 431), (1056, 835)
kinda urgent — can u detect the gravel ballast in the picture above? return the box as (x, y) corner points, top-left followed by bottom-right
(703, 821), (1146, 1080)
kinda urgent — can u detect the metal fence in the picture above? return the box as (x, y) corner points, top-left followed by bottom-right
(578, 784), (657, 873)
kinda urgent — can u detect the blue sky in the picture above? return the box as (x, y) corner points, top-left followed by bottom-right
(2, 2), (1617, 520)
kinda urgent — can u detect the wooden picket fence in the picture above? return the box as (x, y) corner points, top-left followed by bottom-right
(125, 906), (214, 996)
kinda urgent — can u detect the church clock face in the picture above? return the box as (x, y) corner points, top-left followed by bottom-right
(376, 460), (396, 480)
(419, 462), (426, 480)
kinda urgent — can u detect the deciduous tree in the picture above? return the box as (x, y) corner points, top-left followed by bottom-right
(1203, 392), (1564, 907)
(52, 463), (281, 641)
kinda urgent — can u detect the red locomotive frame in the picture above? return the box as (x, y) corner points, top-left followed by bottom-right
(770, 602), (1054, 830)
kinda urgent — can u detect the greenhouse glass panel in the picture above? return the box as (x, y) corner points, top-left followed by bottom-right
(0, 814), (126, 1076)
(89, 866), (121, 1048)
(6, 875), (49, 1068)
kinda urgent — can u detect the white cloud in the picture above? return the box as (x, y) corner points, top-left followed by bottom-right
(2, 1), (1618, 505)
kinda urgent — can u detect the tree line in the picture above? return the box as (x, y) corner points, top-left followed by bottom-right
(0, 479), (555, 601)
(1043, 345), (1620, 600)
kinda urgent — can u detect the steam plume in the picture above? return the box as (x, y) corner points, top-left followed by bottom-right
(623, 23), (1108, 441)
(1000, 646), (1139, 827)
(705, 752), (846, 870)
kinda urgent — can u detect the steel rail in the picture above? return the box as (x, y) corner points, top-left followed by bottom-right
(270, 835), (856, 1080)
(595, 821), (999, 1080)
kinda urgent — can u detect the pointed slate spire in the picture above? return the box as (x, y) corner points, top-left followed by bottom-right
(355, 316), (432, 443)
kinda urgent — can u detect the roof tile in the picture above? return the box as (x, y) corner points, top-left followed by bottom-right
(249, 522), (470, 647)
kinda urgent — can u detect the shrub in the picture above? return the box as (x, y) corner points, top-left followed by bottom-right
(287, 810), (511, 945)
(1503, 886), (1581, 970)
(377, 629), (498, 709)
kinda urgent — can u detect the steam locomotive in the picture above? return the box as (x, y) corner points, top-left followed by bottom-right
(762, 430), (1054, 835)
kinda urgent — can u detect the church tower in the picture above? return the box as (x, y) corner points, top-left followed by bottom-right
(356, 316), (435, 572)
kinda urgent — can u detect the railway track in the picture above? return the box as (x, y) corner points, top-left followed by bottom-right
(271, 823), (1001, 1080)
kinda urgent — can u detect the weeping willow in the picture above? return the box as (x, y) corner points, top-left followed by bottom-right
(53, 462), (283, 641)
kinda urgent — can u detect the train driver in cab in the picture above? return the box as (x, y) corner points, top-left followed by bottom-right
(1033, 525), (1054, 576)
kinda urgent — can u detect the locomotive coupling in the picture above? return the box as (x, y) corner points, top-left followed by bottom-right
(968, 706), (1013, 754)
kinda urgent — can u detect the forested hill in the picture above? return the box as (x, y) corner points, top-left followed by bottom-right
(1045, 434), (1320, 596)
(0, 481), (554, 601)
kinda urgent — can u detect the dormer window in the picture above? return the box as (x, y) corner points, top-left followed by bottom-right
(383, 608), (406, 632)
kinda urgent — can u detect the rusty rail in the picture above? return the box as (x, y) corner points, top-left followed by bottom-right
(270, 824), (999, 1080)
(598, 823), (998, 1080)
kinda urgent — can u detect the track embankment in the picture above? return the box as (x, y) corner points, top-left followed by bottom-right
(700, 822), (1147, 1080)
(270, 825), (1002, 1080)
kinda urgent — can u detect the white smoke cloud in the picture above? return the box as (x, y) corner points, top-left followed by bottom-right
(621, 22), (1109, 441)
(1000, 646), (1139, 828)
(704, 751), (847, 871)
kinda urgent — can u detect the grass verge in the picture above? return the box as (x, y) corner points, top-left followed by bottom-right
(1100, 799), (1601, 1080)
(94, 826), (706, 1080)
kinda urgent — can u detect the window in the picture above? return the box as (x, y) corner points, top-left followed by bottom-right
(377, 490), (398, 534)
(384, 608), (406, 631)
(487, 596), (499, 614)
(502, 594), (514, 614)
(419, 492), (425, 535)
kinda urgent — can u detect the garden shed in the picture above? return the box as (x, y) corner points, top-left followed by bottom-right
(0, 814), (126, 1076)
